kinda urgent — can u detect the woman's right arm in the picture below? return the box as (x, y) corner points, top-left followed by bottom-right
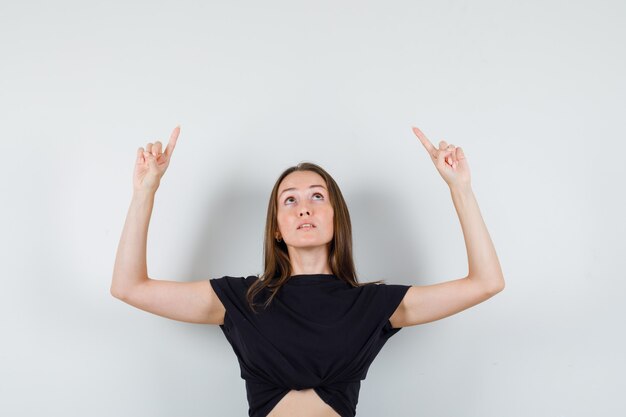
(110, 127), (225, 325)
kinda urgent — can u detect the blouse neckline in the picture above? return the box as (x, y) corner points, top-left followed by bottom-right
(287, 274), (339, 285)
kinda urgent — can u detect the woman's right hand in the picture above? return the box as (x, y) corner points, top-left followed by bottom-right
(133, 125), (180, 193)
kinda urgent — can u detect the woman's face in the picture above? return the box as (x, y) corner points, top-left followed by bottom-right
(275, 170), (334, 248)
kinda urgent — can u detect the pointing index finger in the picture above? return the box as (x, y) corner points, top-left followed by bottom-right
(411, 126), (436, 156)
(164, 125), (180, 158)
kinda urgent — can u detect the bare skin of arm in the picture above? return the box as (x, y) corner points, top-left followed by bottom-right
(110, 126), (225, 325)
(390, 127), (505, 328)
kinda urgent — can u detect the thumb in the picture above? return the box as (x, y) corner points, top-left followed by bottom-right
(456, 147), (467, 164)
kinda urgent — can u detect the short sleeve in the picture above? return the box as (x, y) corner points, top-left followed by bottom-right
(374, 283), (411, 340)
(209, 275), (258, 331)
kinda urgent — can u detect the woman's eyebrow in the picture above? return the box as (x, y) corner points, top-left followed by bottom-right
(279, 185), (327, 197)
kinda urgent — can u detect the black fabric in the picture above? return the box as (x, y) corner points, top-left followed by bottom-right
(209, 273), (411, 417)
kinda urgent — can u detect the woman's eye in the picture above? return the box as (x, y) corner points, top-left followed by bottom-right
(284, 193), (324, 204)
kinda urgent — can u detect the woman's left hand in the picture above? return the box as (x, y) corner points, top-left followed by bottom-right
(411, 126), (471, 188)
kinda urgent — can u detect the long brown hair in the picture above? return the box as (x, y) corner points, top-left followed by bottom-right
(245, 162), (384, 313)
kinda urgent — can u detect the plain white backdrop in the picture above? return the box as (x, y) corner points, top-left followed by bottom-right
(1, 0), (624, 416)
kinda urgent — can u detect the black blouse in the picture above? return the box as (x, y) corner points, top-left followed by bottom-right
(209, 273), (411, 417)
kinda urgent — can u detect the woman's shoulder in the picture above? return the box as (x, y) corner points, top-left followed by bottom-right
(209, 274), (261, 288)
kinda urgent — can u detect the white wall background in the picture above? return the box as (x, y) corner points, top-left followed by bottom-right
(1, 0), (624, 416)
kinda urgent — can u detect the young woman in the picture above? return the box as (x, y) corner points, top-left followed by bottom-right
(111, 125), (505, 417)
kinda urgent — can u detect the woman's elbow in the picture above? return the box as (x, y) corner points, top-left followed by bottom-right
(488, 277), (505, 294)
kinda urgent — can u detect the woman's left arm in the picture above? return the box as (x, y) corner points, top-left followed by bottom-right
(450, 183), (505, 292)
(388, 127), (504, 328)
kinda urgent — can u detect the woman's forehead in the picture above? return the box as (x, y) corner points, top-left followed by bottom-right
(278, 171), (326, 192)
